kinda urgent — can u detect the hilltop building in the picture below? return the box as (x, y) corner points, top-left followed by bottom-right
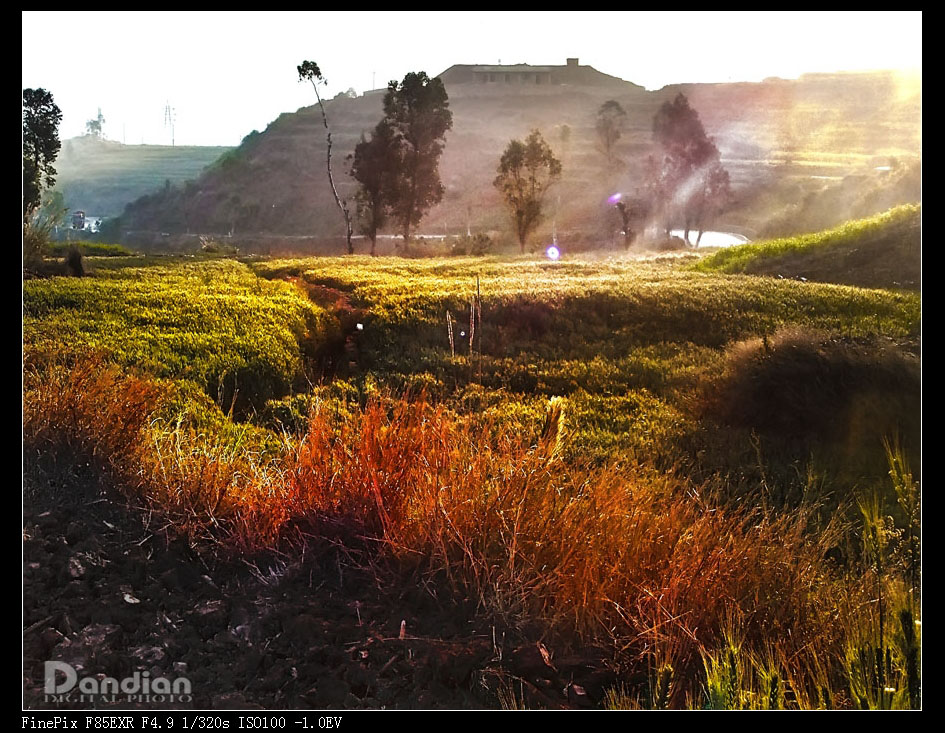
(437, 58), (639, 89)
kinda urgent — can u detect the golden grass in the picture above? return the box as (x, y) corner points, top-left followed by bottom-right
(24, 357), (864, 703)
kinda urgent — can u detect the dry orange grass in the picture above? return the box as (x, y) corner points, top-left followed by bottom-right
(24, 358), (859, 700)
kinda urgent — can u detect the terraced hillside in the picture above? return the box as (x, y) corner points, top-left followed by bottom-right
(111, 68), (920, 244)
(54, 135), (233, 217)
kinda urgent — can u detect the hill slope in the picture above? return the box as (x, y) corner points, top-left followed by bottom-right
(692, 204), (920, 290)
(54, 135), (233, 217)
(113, 67), (920, 243)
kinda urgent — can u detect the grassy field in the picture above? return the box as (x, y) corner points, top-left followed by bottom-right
(693, 204), (920, 289)
(23, 224), (921, 708)
(24, 258), (337, 413)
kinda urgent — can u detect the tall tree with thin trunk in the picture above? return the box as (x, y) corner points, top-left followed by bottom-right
(647, 93), (731, 243)
(298, 60), (354, 254)
(690, 163), (733, 246)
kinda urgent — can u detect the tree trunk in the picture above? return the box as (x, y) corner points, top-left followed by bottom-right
(308, 81), (353, 256)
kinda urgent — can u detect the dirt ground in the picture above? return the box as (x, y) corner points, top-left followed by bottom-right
(23, 464), (619, 710)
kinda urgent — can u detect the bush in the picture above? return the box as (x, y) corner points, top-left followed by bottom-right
(23, 205), (66, 273)
(200, 236), (239, 254)
(703, 327), (920, 481)
(651, 236), (689, 252)
(448, 233), (499, 256)
(65, 245), (84, 276)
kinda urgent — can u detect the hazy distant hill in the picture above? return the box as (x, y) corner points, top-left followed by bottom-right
(54, 135), (233, 217)
(113, 63), (920, 243)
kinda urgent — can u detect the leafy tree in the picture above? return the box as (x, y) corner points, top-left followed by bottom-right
(596, 100), (627, 167)
(646, 93), (731, 243)
(350, 119), (399, 256)
(86, 108), (105, 139)
(298, 60), (355, 254)
(494, 129), (562, 254)
(381, 72), (453, 250)
(23, 88), (62, 220)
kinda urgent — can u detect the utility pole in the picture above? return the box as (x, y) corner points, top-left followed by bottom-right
(164, 102), (176, 146)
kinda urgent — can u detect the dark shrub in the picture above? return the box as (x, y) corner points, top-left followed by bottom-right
(707, 328), (920, 446)
(65, 245), (84, 277)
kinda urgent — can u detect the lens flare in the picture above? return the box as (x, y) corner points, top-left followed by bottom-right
(546, 245), (560, 261)
(607, 192), (622, 205)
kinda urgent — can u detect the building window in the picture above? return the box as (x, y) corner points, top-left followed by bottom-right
(489, 73), (496, 82)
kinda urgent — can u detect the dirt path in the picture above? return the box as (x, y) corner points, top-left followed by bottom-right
(283, 275), (366, 376)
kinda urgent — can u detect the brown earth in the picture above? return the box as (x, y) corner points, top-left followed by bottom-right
(23, 463), (620, 710)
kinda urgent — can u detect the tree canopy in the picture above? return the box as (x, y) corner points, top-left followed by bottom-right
(494, 129), (562, 253)
(645, 93), (731, 243)
(382, 72), (453, 248)
(23, 88), (62, 219)
(595, 100), (627, 168)
(350, 119), (399, 256)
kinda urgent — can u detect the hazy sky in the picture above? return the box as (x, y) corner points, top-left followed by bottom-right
(22, 11), (921, 147)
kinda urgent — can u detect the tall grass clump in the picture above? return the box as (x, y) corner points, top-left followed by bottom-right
(707, 327), (919, 439)
(838, 443), (921, 710)
(24, 356), (862, 703)
(23, 200), (67, 274)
